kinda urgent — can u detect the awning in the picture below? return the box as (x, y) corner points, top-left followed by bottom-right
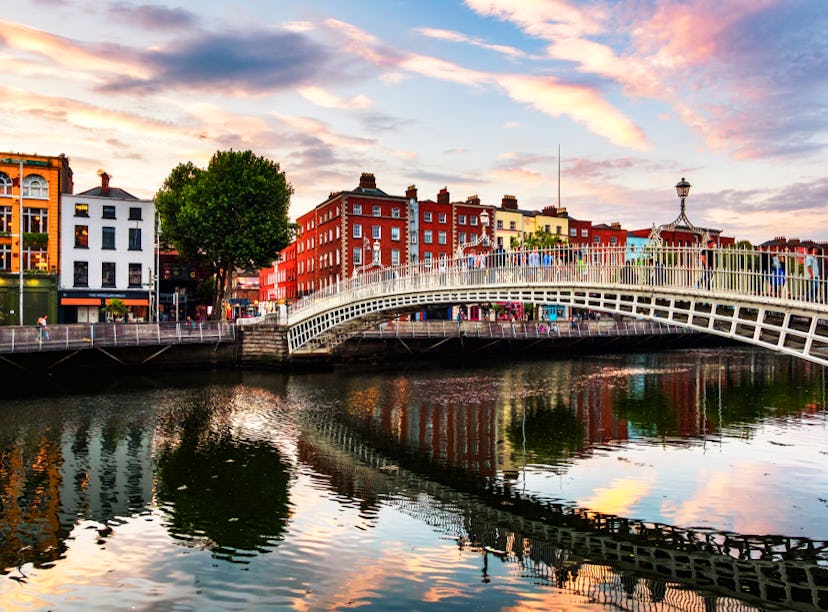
(61, 297), (101, 306)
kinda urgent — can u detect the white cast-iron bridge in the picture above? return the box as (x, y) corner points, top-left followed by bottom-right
(284, 244), (828, 365)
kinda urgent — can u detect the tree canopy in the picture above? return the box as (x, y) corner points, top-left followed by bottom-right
(155, 150), (293, 317)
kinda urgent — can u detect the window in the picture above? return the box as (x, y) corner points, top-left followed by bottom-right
(410, 233), (417, 244)
(438, 213), (446, 224)
(391, 208), (400, 218)
(74, 225), (88, 248)
(128, 228), (142, 250)
(101, 262), (116, 287)
(128, 263), (142, 287)
(570, 228), (577, 236)
(391, 226), (401, 241)
(129, 207), (142, 221)
(424, 230), (433, 244)
(22, 175), (47, 199)
(353, 223), (362, 238)
(0, 244), (9, 271)
(353, 203), (362, 215)
(458, 215), (466, 225)
(610, 236), (618, 245)
(459, 232), (466, 243)
(471, 215), (478, 226)
(556, 226), (562, 235)
(593, 235), (600, 244)
(424, 251), (433, 266)
(581, 229), (588, 237)
(372, 225), (381, 239)
(423, 212), (432, 223)
(0, 172), (11, 196)
(391, 249), (400, 266)
(102, 205), (116, 219)
(73, 261), (89, 287)
(438, 231), (447, 245)
(74, 203), (89, 217)
(373, 205), (381, 217)
(23, 207), (48, 233)
(0, 206), (10, 233)
(496, 220), (503, 230)
(102, 227), (115, 250)
(353, 247), (363, 266)
(509, 221), (516, 230)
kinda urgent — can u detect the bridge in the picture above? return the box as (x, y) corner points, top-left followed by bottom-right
(284, 244), (828, 365)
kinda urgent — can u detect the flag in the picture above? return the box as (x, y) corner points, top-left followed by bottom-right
(364, 236), (371, 250)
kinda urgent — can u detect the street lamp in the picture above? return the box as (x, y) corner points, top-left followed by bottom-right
(675, 177), (691, 216)
(372, 239), (381, 265)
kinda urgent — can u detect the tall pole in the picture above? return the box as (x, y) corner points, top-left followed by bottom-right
(557, 144), (561, 207)
(18, 157), (24, 325)
(155, 210), (160, 322)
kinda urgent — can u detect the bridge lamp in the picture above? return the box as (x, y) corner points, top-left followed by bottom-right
(372, 239), (381, 264)
(675, 177), (691, 215)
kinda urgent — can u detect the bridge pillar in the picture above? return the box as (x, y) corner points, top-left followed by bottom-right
(238, 322), (291, 366)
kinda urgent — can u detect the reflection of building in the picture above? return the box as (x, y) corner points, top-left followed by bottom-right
(0, 152), (74, 325)
(59, 172), (156, 322)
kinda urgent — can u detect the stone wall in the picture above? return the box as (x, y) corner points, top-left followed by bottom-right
(237, 323), (290, 366)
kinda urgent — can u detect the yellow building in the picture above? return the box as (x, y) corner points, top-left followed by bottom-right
(0, 152), (74, 324)
(492, 195), (569, 250)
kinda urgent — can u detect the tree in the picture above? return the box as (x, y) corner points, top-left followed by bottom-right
(106, 297), (128, 321)
(155, 150), (293, 318)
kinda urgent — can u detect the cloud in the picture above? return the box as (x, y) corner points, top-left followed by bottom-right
(100, 30), (334, 94)
(298, 86), (372, 110)
(496, 74), (648, 150)
(107, 3), (199, 30)
(414, 27), (529, 60)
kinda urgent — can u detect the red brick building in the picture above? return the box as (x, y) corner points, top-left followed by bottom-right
(295, 173), (408, 297)
(591, 222), (627, 247)
(260, 242), (296, 304)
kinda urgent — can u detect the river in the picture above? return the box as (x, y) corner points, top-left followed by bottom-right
(1, 347), (826, 611)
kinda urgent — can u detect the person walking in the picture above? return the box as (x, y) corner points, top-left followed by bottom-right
(37, 314), (50, 341)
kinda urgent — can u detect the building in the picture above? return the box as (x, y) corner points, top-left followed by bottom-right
(60, 172), (156, 323)
(0, 152), (73, 325)
(295, 173), (408, 297)
(591, 222), (627, 247)
(407, 185), (454, 268)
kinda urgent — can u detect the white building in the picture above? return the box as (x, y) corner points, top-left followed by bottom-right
(59, 172), (156, 323)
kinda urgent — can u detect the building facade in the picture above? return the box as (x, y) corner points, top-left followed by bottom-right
(59, 172), (155, 323)
(0, 152), (73, 325)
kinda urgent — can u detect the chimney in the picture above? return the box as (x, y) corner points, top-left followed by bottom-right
(437, 187), (450, 205)
(100, 171), (110, 196)
(466, 194), (480, 206)
(405, 185), (418, 200)
(501, 194), (518, 210)
(611, 222), (621, 230)
(359, 172), (376, 190)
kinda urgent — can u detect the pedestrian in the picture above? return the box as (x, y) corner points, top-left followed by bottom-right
(771, 255), (786, 298)
(37, 314), (50, 341)
(805, 247), (821, 301)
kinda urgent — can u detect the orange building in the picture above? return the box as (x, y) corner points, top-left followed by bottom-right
(0, 152), (74, 324)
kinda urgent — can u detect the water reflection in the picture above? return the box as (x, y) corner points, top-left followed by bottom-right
(1, 348), (826, 611)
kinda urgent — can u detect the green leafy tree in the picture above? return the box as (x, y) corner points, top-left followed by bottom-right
(524, 228), (565, 249)
(155, 150), (293, 318)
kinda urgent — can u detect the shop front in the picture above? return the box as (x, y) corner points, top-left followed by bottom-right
(59, 290), (151, 323)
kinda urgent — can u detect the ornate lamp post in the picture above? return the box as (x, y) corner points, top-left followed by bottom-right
(675, 177), (691, 217)
(372, 239), (381, 265)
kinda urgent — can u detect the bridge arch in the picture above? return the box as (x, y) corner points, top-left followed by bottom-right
(285, 246), (828, 365)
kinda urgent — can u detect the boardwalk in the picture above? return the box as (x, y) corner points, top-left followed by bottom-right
(0, 320), (235, 355)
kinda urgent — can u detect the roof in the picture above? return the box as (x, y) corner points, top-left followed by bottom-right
(76, 186), (140, 199)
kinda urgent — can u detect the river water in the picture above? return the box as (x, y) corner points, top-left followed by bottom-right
(1, 347), (826, 611)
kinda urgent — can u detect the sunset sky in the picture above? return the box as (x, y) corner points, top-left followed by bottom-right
(2, 0), (826, 244)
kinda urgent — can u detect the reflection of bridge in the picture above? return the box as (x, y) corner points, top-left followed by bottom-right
(304, 410), (828, 612)
(285, 245), (828, 364)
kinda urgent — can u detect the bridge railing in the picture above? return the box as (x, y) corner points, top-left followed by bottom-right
(288, 244), (828, 321)
(0, 321), (235, 354)
(361, 319), (693, 339)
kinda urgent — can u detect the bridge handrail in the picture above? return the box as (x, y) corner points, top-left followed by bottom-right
(0, 320), (236, 354)
(360, 319), (692, 339)
(287, 244), (828, 324)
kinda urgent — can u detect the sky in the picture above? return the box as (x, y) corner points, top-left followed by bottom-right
(2, 0), (827, 245)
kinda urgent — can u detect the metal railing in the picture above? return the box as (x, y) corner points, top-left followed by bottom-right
(360, 319), (692, 340)
(288, 244), (828, 322)
(0, 321), (235, 354)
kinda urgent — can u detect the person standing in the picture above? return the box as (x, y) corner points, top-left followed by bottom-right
(37, 314), (50, 341)
(805, 247), (821, 301)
